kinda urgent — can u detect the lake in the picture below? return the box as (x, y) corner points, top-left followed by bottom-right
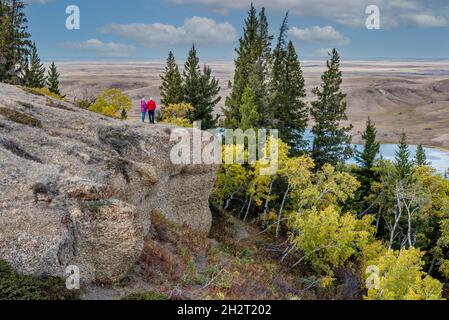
(350, 144), (449, 174)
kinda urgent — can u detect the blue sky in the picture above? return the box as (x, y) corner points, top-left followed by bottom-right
(26, 0), (449, 61)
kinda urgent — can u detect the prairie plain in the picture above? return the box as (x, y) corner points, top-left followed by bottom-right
(55, 60), (449, 149)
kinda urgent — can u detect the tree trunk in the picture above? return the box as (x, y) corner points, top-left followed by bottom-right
(276, 184), (290, 238)
(244, 193), (253, 222)
(239, 196), (248, 219)
(375, 207), (381, 234)
(261, 179), (274, 228)
(225, 185), (241, 211)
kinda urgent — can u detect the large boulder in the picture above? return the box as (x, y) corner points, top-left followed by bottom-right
(0, 83), (218, 283)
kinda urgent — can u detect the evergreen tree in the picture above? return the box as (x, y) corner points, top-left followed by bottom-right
(223, 4), (272, 128)
(196, 64), (221, 129)
(240, 85), (259, 131)
(23, 42), (46, 88)
(0, 0), (31, 83)
(311, 49), (353, 168)
(269, 14), (308, 153)
(46, 61), (60, 95)
(160, 51), (183, 106)
(183, 44), (201, 119)
(355, 117), (380, 171)
(415, 144), (428, 166)
(395, 132), (413, 181)
(182, 45), (220, 129)
(355, 117), (380, 201)
(250, 7), (273, 127)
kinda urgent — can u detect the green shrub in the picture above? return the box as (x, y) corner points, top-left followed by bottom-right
(89, 88), (131, 118)
(23, 87), (64, 101)
(74, 99), (93, 109)
(0, 260), (79, 300)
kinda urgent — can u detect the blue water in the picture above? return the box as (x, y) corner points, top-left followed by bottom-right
(350, 144), (449, 174)
(303, 129), (449, 174)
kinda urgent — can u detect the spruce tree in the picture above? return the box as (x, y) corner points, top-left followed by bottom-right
(223, 4), (258, 128)
(251, 7), (273, 127)
(196, 65), (221, 129)
(23, 42), (46, 88)
(311, 49), (353, 168)
(395, 132), (413, 181)
(183, 44), (201, 119)
(355, 117), (380, 195)
(269, 13), (288, 130)
(269, 14), (308, 153)
(355, 117), (380, 171)
(182, 45), (220, 129)
(415, 144), (428, 166)
(0, 0), (31, 83)
(46, 61), (60, 95)
(223, 4), (272, 128)
(240, 85), (259, 131)
(160, 51), (183, 106)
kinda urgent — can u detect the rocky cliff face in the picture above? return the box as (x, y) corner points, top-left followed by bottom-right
(0, 83), (218, 284)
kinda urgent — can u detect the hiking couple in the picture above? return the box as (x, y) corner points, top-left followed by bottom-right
(141, 97), (157, 124)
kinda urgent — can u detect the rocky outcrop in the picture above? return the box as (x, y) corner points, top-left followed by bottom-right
(0, 83), (218, 284)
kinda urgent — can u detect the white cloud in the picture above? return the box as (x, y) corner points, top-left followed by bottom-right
(59, 39), (136, 57)
(402, 13), (447, 27)
(289, 26), (350, 46)
(168, 0), (448, 28)
(97, 16), (237, 47)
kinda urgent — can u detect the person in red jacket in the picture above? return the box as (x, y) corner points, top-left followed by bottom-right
(147, 97), (157, 124)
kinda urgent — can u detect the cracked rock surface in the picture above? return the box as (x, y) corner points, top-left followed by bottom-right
(0, 83), (218, 283)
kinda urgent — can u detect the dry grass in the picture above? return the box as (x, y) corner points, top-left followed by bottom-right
(0, 138), (42, 163)
(136, 212), (313, 300)
(0, 107), (42, 128)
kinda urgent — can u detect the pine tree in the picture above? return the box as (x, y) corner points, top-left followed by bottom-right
(223, 4), (258, 128)
(355, 117), (380, 198)
(183, 44), (201, 120)
(395, 132), (413, 181)
(23, 42), (46, 88)
(251, 7), (273, 127)
(182, 45), (220, 129)
(355, 117), (380, 171)
(160, 51), (183, 106)
(311, 49), (353, 168)
(269, 12), (288, 130)
(197, 64), (221, 129)
(223, 4), (272, 128)
(46, 61), (60, 95)
(0, 0), (31, 83)
(269, 14), (308, 154)
(240, 85), (259, 131)
(415, 144), (428, 166)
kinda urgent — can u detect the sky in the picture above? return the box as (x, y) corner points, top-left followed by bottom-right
(25, 0), (449, 61)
